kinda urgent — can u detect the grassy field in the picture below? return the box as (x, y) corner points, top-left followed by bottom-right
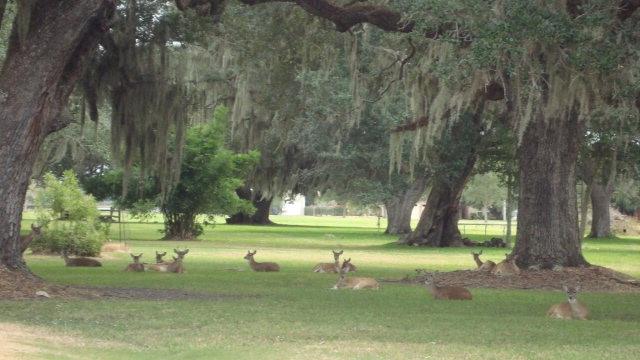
(1, 215), (639, 359)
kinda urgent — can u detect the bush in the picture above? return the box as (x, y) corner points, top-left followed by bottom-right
(30, 171), (108, 256)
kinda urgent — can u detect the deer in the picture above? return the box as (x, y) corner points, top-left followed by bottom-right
(243, 250), (280, 272)
(124, 253), (145, 272)
(471, 250), (496, 272)
(332, 258), (379, 290)
(491, 253), (521, 276)
(155, 251), (168, 264)
(62, 250), (102, 267)
(147, 249), (189, 273)
(20, 223), (42, 254)
(423, 272), (472, 300)
(313, 250), (343, 273)
(547, 285), (589, 320)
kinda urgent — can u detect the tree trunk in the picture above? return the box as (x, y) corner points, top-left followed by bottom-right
(399, 176), (469, 246)
(398, 111), (482, 247)
(505, 177), (514, 245)
(384, 176), (428, 235)
(163, 212), (200, 240)
(0, 1), (114, 271)
(578, 181), (590, 239)
(589, 182), (613, 238)
(251, 195), (274, 225)
(513, 112), (588, 268)
(226, 187), (274, 225)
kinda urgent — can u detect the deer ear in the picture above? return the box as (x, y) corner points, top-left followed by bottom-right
(575, 285), (580, 292)
(184, 249), (189, 254)
(562, 285), (569, 292)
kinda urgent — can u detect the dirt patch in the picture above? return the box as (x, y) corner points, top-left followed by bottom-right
(382, 266), (640, 293)
(0, 266), (97, 300)
(1, 266), (252, 301)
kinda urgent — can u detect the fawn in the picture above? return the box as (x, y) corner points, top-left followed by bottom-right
(471, 250), (496, 272)
(313, 250), (343, 273)
(423, 273), (472, 300)
(244, 250), (280, 272)
(547, 285), (589, 320)
(20, 223), (42, 254)
(155, 251), (168, 264)
(492, 253), (521, 276)
(62, 250), (102, 267)
(147, 249), (189, 273)
(124, 253), (145, 272)
(332, 258), (379, 290)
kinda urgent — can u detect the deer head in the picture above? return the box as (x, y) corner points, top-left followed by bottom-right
(174, 248), (189, 260)
(244, 250), (257, 261)
(563, 285), (580, 304)
(332, 250), (343, 262)
(156, 251), (167, 263)
(130, 253), (143, 263)
(31, 223), (42, 235)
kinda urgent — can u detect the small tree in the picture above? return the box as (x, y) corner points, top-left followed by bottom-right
(161, 111), (259, 239)
(462, 173), (506, 221)
(31, 171), (108, 256)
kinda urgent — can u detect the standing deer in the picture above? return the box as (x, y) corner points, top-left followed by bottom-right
(147, 249), (189, 273)
(471, 250), (496, 272)
(124, 253), (145, 272)
(491, 253), (521, 276)
(155, 251), (168, 264)
(313, 250), (343, 273)
(244, 250), (280, 272)
(423, 273), (472, 300)
(20, 223), (42, 254)
(62, 250), (102, 267)
(547, 285), (589, 320)
(332, 258), (379, 290)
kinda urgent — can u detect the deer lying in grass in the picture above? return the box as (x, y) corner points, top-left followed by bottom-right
(491, 253), (521, 276)
(547, 286), (589, 320)
(244, 250), (280, 272)
(471, 250), (496, 272)
(332, 258), (379, 290)
(155, 251), (168, 264)
(313, 250), (343, 273)
(62, 250), (102, 267)
(20, 223), (42, 254)
(124, 253), (145, 272)
(423, 273), (472, 300)
(147, 249), (189, 273)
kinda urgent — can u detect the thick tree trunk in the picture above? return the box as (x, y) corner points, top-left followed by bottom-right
(589, 183), (613, 238)
(251, 195), (274, 225)
(398, 111), (482, 247)
(384, 176), (428, 235)
(0, 1), (114, 271)
(399, 177), (469, 246)
(513, 112), (588, 268)
(578, 181), (590, 238)
(226, 187), (274, 225)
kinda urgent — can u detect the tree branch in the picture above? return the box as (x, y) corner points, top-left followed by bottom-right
(177, 0), (413, 33)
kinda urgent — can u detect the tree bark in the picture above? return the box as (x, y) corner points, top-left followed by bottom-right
(0, 1), (114, 271)
(226, 187), (274, 225)
(513, 111), (588, 268)
(589, 182), (613, 238)
(384, 175), (428, 235)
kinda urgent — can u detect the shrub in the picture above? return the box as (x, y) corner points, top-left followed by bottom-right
(30, 171), (108, 256)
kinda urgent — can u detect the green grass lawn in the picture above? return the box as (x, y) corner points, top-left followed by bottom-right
(2, 216), (640, 359)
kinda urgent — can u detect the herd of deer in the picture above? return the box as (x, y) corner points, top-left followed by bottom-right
(22, 223), (587, 320)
